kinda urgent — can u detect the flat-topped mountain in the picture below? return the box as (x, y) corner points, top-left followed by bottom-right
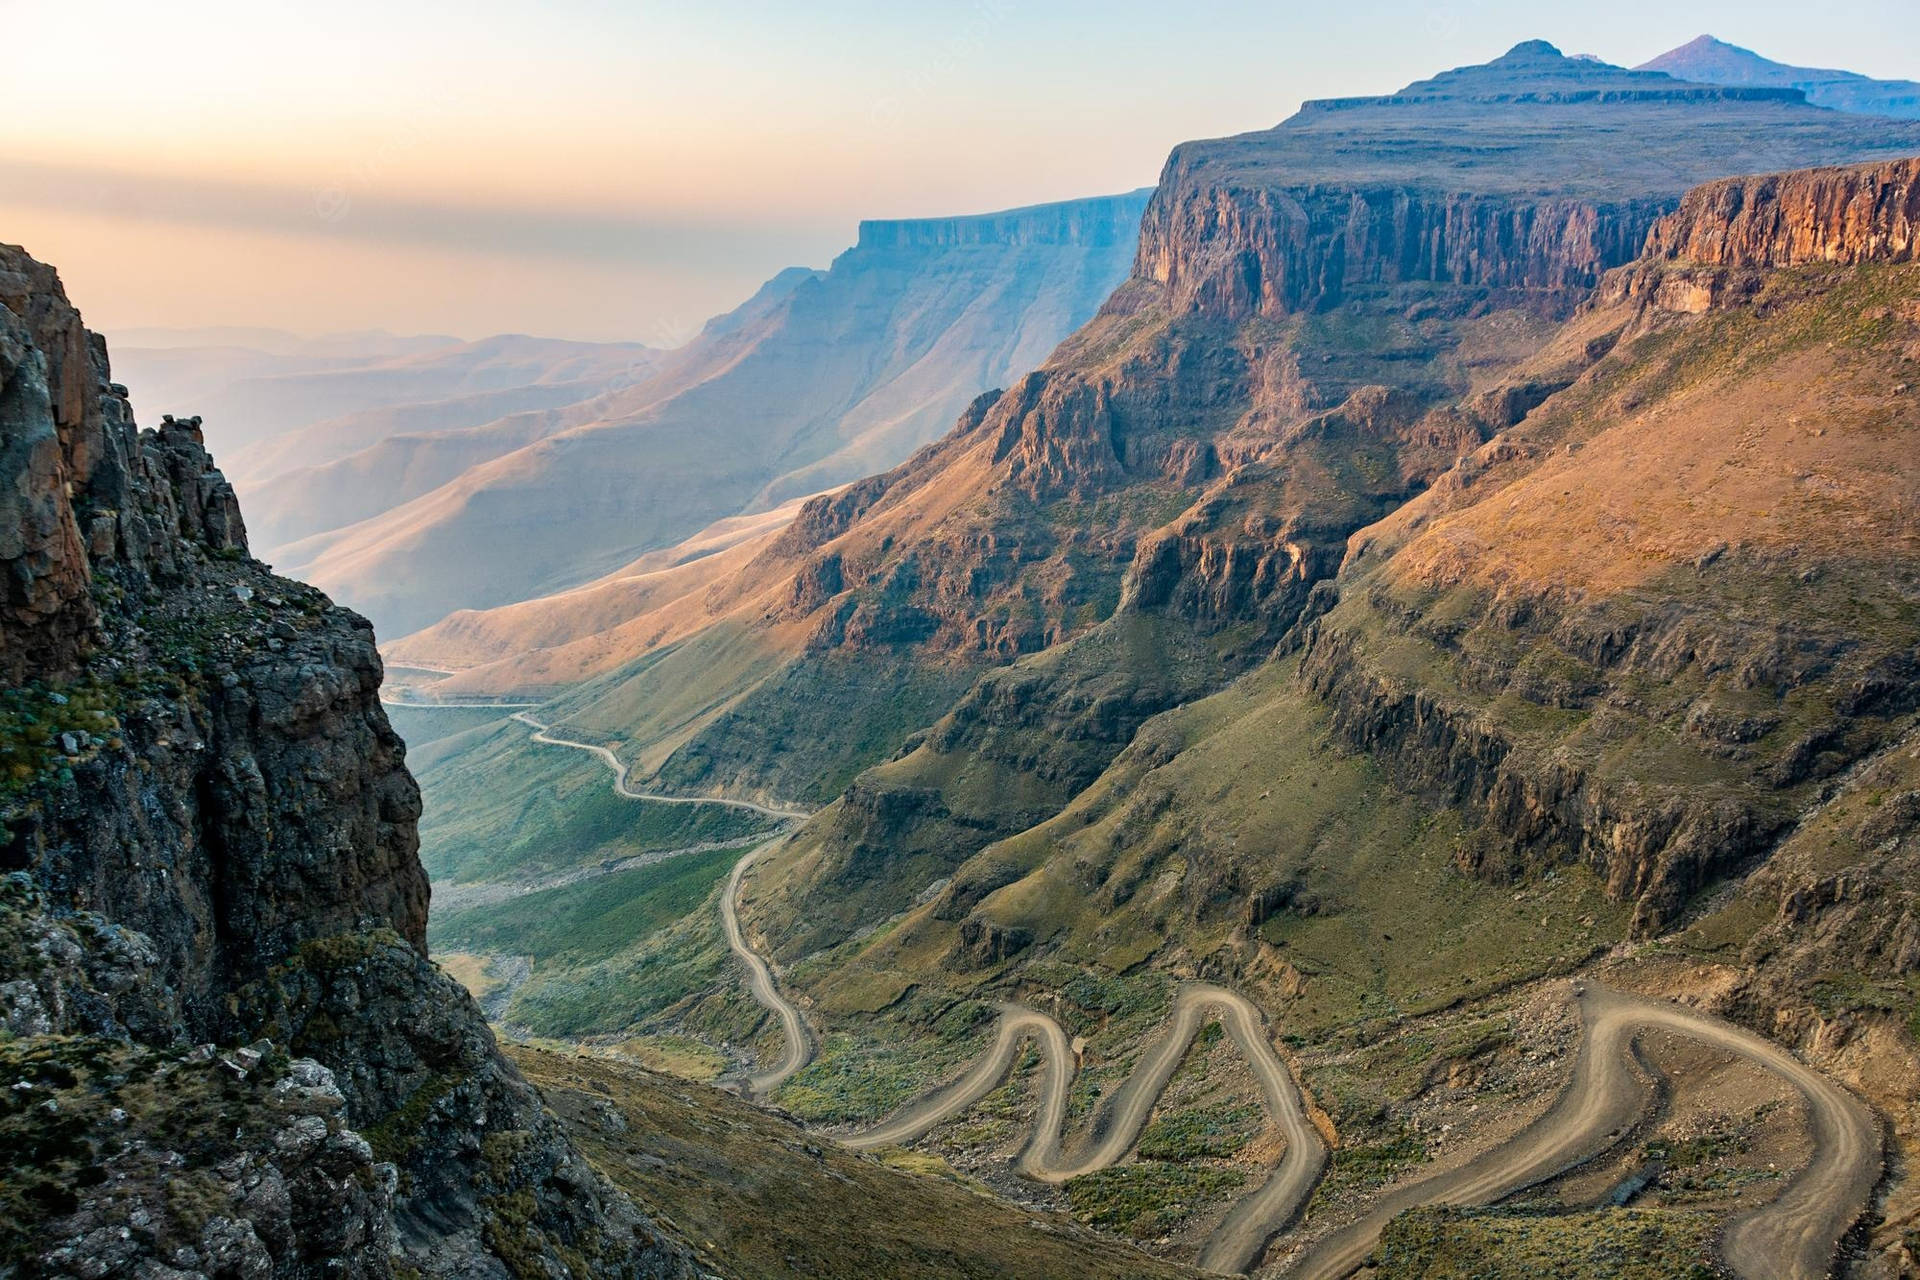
(1641, 34), (1920, 118)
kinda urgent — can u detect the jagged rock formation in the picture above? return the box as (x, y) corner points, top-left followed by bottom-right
(1640, 35), (1920, 119)
(0, 244), (695, 1278)
(1637, 157), (1919, 270)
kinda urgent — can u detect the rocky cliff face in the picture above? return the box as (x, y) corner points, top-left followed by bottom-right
(1135, 183), (1667, 322)
(853, 191), (1148, 251)
(0, 245), (694, 1279)
(1639, 156), (1920, 270)
(1288, 155), (1920, 931)
(0, 249), (245, 685)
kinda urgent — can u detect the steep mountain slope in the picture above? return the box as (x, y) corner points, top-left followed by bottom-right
(0, 245), (697, 1277)
(280, 192), (1152, 636)
(1641, 36), (1920, 118)
(403, 42), (1920, 835)
(733, 155), (1920, 1279)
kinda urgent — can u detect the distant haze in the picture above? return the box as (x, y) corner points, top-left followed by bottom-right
(7, 0), (1917, 342)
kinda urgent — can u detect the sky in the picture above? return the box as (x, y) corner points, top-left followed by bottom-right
(4, 0), (1917, 345)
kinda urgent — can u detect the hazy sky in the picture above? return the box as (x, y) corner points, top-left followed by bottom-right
(5, 0), (1916, 344)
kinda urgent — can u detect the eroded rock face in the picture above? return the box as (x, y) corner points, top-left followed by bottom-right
(1134, 41), (1920, 326)
(1286, 155), (1920, 932)
(1648, 157), (1920, 269)
(0, 246), (695, 1279)
(0, 247), (246, 685)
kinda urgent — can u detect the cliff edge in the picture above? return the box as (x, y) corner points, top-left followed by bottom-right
(0, 244), (694, 1279)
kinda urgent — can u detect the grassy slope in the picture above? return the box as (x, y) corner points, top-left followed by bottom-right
(727, 260), (1920, 1269)
(788, 653), (1628, 1034)
(411, 715), (775, 884)
(428, 844), (741, 966)
(1375, 1206), (1722, 1280)
(1303, 262), (1920, 928)
(515, 1045), (1204, 1280)
(752, 611), (1258, 960)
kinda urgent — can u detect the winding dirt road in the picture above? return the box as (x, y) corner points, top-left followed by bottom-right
(715, 834), (1875, 1279)
(511, 712), (812, 821)
(1280, 982), (1880, 1280)
(843, 985), (1329, 1273)
(721, 843), (815, 1096)
(721, 855), (1326, 1272)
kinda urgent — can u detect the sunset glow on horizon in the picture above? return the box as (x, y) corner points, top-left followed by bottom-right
(9, 0), (1917, 343)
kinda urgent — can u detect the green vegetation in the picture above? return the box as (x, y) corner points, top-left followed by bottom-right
(429, 845), (741, 967)
(1374, 1206), (1724, 1280)
(1136, 1101), (1264, 1160)
(0, 676), (144, 804)
(1313, 1124), (1429, 1204)
(776, 997), (996, 1125)
(1064, 1162), (1250, 1241)
(365, 1072), (460, 1165)
(413, 717), (776, 884)
(514, 1045), (1203, 1280)
(497, 882), (745, 1041)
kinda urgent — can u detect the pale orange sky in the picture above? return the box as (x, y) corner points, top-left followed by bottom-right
(6, 0), (1915, 343)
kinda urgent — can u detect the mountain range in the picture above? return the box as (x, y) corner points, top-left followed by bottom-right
(129, 193), (1148, 638)
(13, 31), (1920, 1280)
(410, 41), (1920, 1279)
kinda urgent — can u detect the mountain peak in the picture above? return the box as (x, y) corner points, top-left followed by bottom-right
(1296, 38), (1818, 112)
(1636, 35), (1920, 117)
(1494, 39), (1568, 63)
(1639, 34), (1785, 81)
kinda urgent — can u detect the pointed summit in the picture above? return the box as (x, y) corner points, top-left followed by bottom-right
(1639, 35), (1920, 118)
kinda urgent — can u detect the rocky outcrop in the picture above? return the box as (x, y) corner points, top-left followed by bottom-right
(0, 247), (695, 1278)
(0, 246), (245, 684)
(1640, 156), (1920, 270)
(1133, 42), (1920, 326)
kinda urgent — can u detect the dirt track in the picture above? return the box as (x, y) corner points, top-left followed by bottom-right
(1279, 983), (1880, 1280)
(723, 857), (1325, 1272)
(512, 711), (812, 820)
(720, 842), (816, 1095)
